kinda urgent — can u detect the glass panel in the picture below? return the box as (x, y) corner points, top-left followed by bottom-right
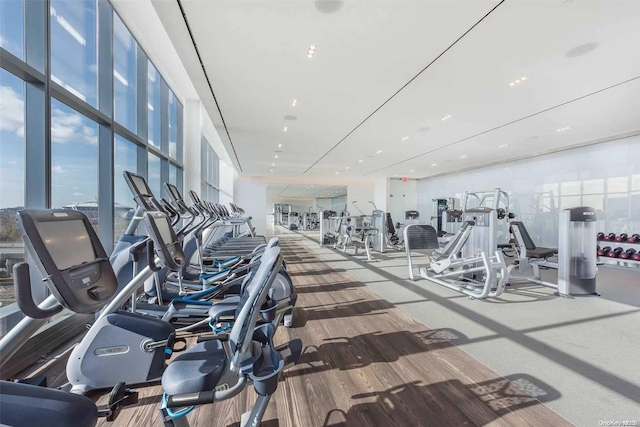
(147, 62), (161, 148)
(559, 196), (581, 210)
(169, 163), (177, 186)
(631, 192), (640, 222)
(582, 195), (604, 212)
(50, 98), (99, 233)
(114, 135), (137, 242)
(148, 152), (161, 198)
(50, 0), (98, 106)
(560, 181), (581, 196)
(632, 174), (640, 191)
(583, 179), (604, 194)
(0, 69), (25, 306)
(113, 13), (137, 132)
(0, 0), (24, 60)
(168, 90), (177, 158)
(608, 176), (628, 193)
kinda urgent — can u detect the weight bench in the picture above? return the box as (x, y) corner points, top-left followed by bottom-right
(404, 223), (508, 299)
(506, 221), (559, 288)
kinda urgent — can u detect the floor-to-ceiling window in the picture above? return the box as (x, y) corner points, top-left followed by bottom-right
(0, 0), (184, 328)
(201, 138), (220, 203)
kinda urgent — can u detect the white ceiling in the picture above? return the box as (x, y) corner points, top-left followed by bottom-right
(267, 183), (347, 199)
(156, 0), (640, 180)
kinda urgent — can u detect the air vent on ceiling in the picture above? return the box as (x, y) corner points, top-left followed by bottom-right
(315, 0), (343, 14)
(284, 115), (297, 121)
(565, 42), (599, 58)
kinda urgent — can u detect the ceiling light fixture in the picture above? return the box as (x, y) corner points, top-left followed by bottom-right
(376, 150), (382, 154)
(409, 169), (415, 173)
(345, 166), (350, 170)
(291, 99), (297, 107)
(402, 136), (409, 141)
(498, 144), (508, 148)
(441, 115), (452, 121)
(270, 169), (273, 172)
(557, 127), (572, 132)
(431, 163), (437, 167)
(306, 45), (317, 59)
(459, 155), (467, 159)
(509, 77), (528, 87)
(272, 163), (275, 166)
(283, 126), (288, 132)
(358, 159), (363, 163)
(275, 155), (278, 158)
(278, 143), (282, 148)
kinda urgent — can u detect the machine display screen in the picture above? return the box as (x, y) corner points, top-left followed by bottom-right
(131, 174), (152, 196)
(36, 220), (96, 270)
(155, 216), (175, 246)
(167, 184), (181, 201)
(189, 190), (201, 204)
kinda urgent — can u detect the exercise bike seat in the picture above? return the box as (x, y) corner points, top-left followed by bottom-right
(161, 339), (227, 395)
(0, 380), (98, 427)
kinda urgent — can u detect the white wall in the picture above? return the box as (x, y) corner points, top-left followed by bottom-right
(347, 183), (374, 216)
(417, 136), (640, 247)
(373, 178), (389, 212)
(388, 179), (419, 224)
(234, 177), (267, 235)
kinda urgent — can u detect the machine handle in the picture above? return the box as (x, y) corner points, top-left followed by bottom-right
(13, 263), (63, 319)
(146, 240), (161, 272)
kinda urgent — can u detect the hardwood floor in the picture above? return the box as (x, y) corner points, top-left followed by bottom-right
(27, 234), (573, 426)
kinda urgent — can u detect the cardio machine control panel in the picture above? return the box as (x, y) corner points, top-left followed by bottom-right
(16, 210), (118, 314)
(143, 211), (186, 272)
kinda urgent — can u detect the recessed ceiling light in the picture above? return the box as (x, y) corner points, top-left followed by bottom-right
(345, 166), (350, 170)
(557, 127), (572, 132)
(275, 155), (278, 158)
(459, 155), (467, 159)
(431, 163), (437, 167)
(278, 143), (282, 148)
(291, 99), (297, 107)
(441, 115), (452, 121)
(270, 169), (273, 172)
(306, 45), (317, 59)
(409, 170), (415, 173)
(376, 150), (382, 154)
(272, 163), (275, 166)
(283, 126), (288, 132)
(402, 136), (409, 141)
(335, 172), (339, 175)
(498, 144), (508, 148)
(358, 160), (363, 163)
(509, 77), (528, 87)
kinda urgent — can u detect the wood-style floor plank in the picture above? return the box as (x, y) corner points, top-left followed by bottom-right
(30, 234), (572, 426)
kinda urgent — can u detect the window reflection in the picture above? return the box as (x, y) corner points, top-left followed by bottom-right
(0, 0), (24, 60)
(148, 152), (161, 198)
(148, 62), (161, 148)
(0, 69), (26, 306)
(113, 13), (137, 132)
(114, 136), (138, 241)
(50, 99), (99, 232)
(50, 0), (98, 106)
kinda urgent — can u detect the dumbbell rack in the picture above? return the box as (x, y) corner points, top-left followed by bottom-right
(597, 237), (640, 269)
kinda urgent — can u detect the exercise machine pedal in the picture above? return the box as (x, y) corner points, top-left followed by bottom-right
(97, 382), (138, 421)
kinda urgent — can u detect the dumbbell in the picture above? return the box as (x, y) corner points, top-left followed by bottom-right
(619, 249), (637, 260)
(597, 232), (605, 240)
(632, 252), (640, 261)
(628, 234), (640, 243)
(603, 233), (616, 241)
(615, 233), (628, 242)
(608, 247), (624, 258)
(598, 246), (611, 257)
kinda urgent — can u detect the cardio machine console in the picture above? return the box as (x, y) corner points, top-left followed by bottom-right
(16, 210), (118, 313)
(143, 211), (186, 272)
